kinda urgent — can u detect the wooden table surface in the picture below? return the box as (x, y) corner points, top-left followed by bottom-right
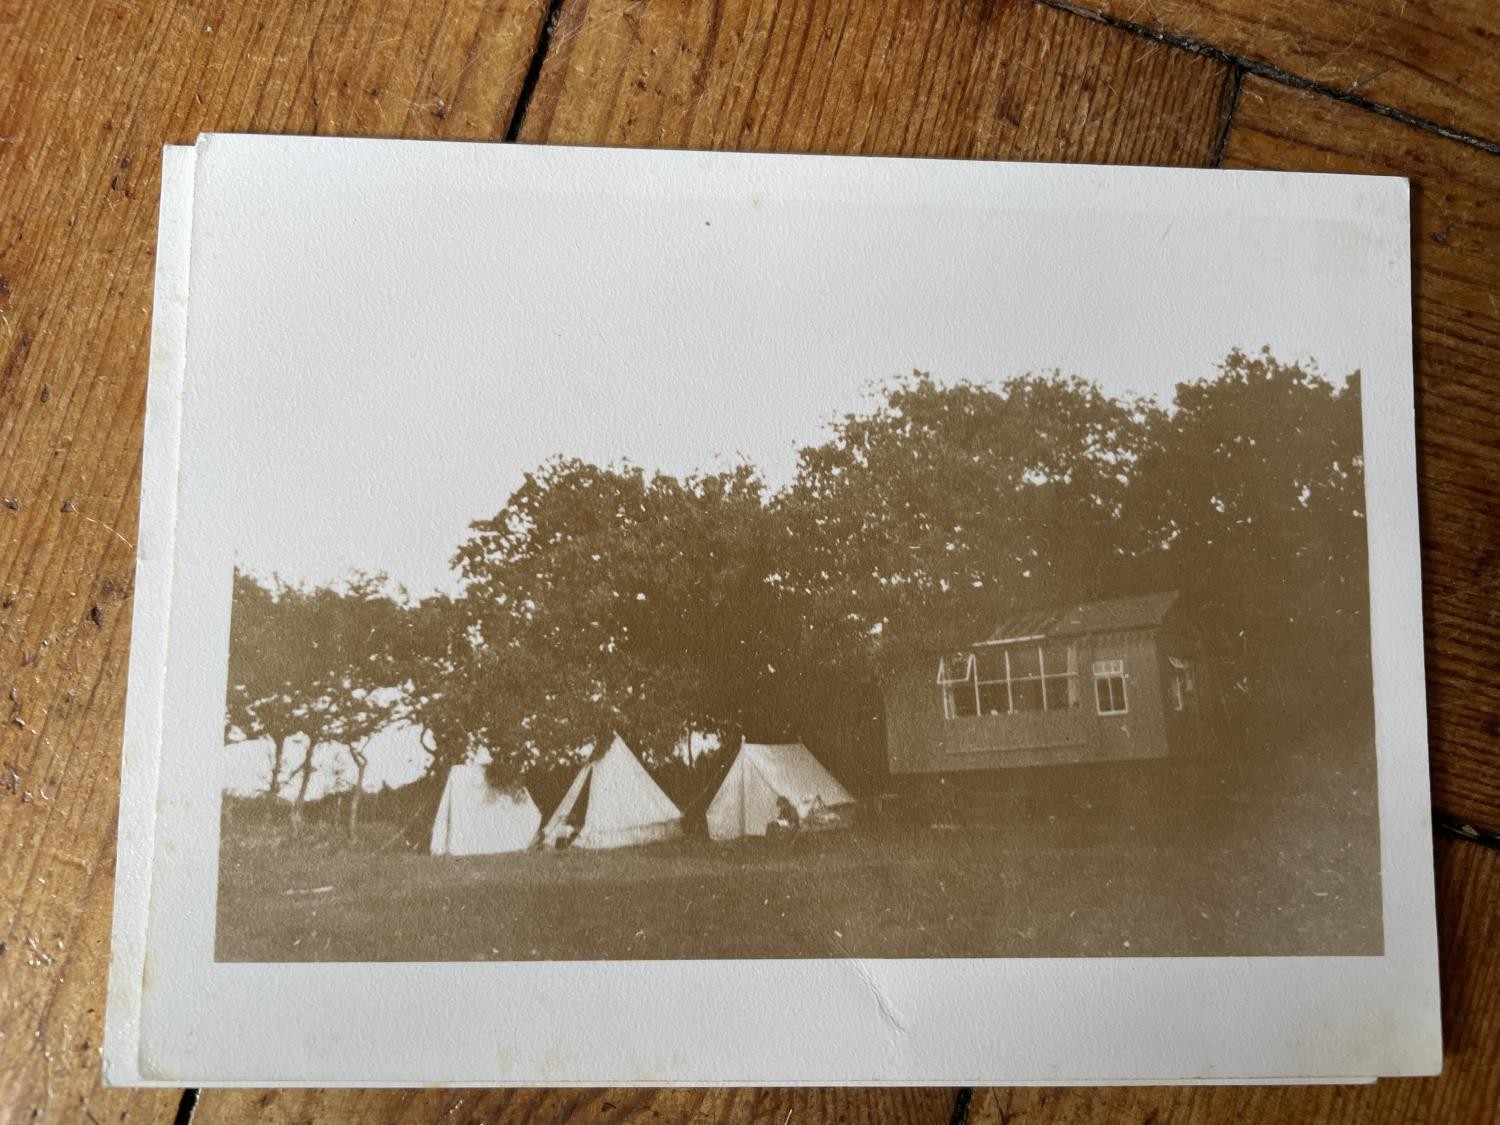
(2, 1), (1497, 1121)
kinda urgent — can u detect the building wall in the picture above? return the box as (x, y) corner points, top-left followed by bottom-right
(883, 629), (1173, 774)
(1155, 626), (1213, 757)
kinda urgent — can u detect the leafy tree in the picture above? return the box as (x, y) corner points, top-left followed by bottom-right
(778, 370), (1158, 668)
(1126, 347), (1369, 735)
(228, 349), (1373, 812)
(385, 592), (474, 772)
(311, 574), (404, 832)
(450, 459), (796, 783)
(225, 569), (403, 828)
(225, 571), (324, 801)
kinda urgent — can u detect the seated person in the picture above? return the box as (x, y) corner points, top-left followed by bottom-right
(766, 796), (800, 839)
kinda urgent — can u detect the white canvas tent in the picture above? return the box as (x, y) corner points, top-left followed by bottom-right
(537, 734), (683, 849)
(705, 741), (855, 841)
(429, 750), (542, 856)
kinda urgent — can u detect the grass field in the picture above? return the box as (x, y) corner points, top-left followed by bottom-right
(216, 740), (1382, 961)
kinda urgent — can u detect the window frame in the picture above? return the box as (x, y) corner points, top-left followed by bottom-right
(939, 639), (1079, 719)
(1092, 658), (1129, 716)
(975, 650), (1012, 715)
(937, 653), (978, 720)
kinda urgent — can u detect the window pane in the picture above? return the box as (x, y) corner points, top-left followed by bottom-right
(1041, 643), (1070, 675)
(978, 682), (1009, 715)
(1095, 675), (1127, 714)
(1008, 644), (1041, 678)
(974, 648), (1008, 683)
(1043, 675), (1073, 710)
(949, 685), (978, 718)
(939, 653), (972, 683)
(1011, 677), (1044, 712)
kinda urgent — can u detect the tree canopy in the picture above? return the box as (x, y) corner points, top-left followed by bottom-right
(448, 459), (794, 775)
(226, 348), (1370, 801)
(226, 570), (404, 811)
(777, 370), (1156, 666)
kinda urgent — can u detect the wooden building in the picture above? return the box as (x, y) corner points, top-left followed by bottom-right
(883, 591), (1213, 775)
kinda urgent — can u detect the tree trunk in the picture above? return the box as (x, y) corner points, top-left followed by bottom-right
(347, 747), (367, 838)
(267, 735), (288, 800)
(290, 744), (315, 829)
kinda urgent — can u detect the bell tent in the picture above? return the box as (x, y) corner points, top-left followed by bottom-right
(429, 750), (542, 856)
(705, 741), (855, 841)
(538, 734), (683, 849)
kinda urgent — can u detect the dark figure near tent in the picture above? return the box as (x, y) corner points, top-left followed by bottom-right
(537, 735), (684, 850)
(766, 796), (799, 840)
(557, 773), (590, 848)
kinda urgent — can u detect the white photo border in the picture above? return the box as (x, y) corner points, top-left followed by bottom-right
(109, 137), (1437, 1085)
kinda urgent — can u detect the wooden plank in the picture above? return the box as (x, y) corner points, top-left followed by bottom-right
(192, 1085), (959, 1123)
(519, 0), (1236, 164)
(5, 0), (1487, 1117)
(1220, 78), (1500, 835)
(1046, 0), (1500, 146)
(968, 833), (1500, 1122)
(0, 2), (545, 1120)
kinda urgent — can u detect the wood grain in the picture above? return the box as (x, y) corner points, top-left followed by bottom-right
(969, 833), (1500, 1123)
(193, 1084), (960, 1124)
(1045, 0), (1500, 146)
(519, 0), (1235, 163)
(1, 0), (1497, 1119)
(0, 3), (545, 1121)
(1221, 77), (1500, 835)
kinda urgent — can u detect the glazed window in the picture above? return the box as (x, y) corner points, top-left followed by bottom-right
(939, 642), (1078, 718)
(937, 653), (978, 719)
(1093, 659), (1128, 715)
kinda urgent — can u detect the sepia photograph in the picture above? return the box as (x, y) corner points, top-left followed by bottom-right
(207, 153), (1381, 963)
(103, 136), (1436, 1086)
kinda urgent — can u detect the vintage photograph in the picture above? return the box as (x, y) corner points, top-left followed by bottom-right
(216, 347), (1378, 963)
(103, 136), (1432, 1088)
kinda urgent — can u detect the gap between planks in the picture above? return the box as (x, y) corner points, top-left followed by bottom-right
(504, 0), (570, 143)
(499, 0), (1500, 155)
(1032, 0), (1500, 155)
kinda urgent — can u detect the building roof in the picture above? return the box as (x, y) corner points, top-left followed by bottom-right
(984, 591), (1180, 644)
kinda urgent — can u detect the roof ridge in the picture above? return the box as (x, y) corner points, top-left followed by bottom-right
(985, 589), (1181, 644)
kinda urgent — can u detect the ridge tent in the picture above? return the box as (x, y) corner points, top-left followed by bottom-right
(429, 750), (542, 856)
(705, 741), (855, 841)
(537, 734), (683, 849)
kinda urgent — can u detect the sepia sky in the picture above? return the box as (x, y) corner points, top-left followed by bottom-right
(208, 144), (1385, 598)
